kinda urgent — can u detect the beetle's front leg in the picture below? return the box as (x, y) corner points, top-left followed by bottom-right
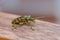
(30, 25), (35, 30)
(28, 22), (35, 30)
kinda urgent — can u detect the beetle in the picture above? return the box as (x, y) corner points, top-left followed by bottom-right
(11, 15), (36, 30)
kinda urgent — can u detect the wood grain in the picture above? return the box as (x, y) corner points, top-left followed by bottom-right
(0, 12), (60, 40)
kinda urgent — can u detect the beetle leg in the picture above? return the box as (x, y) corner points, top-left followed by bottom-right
(28, 22), (35, 30)
(12, 24), (18, 30)
(30, 26), (35, 30)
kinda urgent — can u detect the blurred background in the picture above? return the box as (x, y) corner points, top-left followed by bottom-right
(0, 0), (60, 24)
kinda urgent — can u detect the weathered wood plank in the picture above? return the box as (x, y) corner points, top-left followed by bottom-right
(0, 12), (60, 40)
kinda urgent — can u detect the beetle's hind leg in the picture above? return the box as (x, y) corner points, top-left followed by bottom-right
(12, 24), (18, 30)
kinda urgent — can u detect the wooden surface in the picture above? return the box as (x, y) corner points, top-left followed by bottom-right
(0, 12), (60, 40)
(0, 29), (20, 40)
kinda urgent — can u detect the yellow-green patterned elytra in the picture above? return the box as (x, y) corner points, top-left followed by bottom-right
(11, 15), (36, 30)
